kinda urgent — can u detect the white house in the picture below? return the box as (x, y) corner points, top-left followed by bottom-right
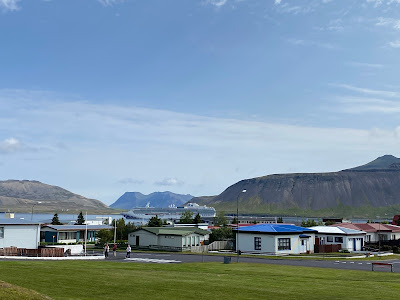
(0, 219), (41, 249)
(236, 224), (317, 255)
(41, 225), (113, 244)
(309, 226), (366, 252)
(128, 227), (209, 250)
(331, 223), (400, 243)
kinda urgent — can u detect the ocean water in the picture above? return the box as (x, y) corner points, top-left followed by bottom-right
(0, 213), (120, 224)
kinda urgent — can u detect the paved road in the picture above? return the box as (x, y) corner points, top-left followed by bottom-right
(99, 250), (400, 273)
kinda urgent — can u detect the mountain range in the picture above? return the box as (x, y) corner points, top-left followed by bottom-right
(191, 155), (400, 218)
(110, 191), (194, 210)
(0, 180), (111, 213)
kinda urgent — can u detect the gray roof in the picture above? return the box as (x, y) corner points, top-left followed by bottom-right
(0, 218), (40, 225)
(141, 227), (209, 236)
(42, 225), (112, 231)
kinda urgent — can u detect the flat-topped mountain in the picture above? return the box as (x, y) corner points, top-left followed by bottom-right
(0, 180), (110, 213)
(110, 191), (194, 210)
(191, 155), (400, 218)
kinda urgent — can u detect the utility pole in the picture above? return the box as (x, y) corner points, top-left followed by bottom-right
(236, 189), (246, 263)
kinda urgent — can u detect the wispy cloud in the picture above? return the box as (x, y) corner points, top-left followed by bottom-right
(332, 84), (400, 98)
(0, 137), (42, 154)
(286, 38), (337, 49)
(337, 97), (400, 114)
(347, 61), (384, 68)
(97, 0), (125, 7)
(2, 89), (400, 202)
(117, 178), (144, 185)
(376, 17), (400, 29)
(388, 40), (400, 48)
(205, 0), (228, 7)
(155, 178), (184, 186)
(0, 0), (20, 12)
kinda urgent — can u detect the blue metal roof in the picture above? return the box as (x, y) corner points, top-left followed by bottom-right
(237, 224), (317, 233)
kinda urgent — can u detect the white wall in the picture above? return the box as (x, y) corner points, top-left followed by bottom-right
(0, 225), (40, 249)
(316, 234), (365, 251)
(128, 230), (157, 246)
(237, 232), (315, 254)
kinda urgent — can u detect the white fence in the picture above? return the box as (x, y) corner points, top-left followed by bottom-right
(190, 241), (233, 253)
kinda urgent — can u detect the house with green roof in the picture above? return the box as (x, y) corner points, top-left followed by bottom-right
(128, 227), (209, 251)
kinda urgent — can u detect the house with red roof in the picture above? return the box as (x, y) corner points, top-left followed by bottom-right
(330, 223), (400, 243)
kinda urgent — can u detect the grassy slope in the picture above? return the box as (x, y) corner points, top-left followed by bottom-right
(0, 280), (50, 300)
(0, 261), (399, 299)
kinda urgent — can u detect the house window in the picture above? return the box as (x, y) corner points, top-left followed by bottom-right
(0, 227), (3, 238)
(335, 237), (343, 243)
(254, 237), (261, 250)
(278, 238), (291, 250)
(327, 236), (333, 242)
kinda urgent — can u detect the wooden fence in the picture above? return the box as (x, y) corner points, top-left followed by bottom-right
(0, 247), (65, 257)
(191, 241), (233, 253)
(314, 244), (341, 253)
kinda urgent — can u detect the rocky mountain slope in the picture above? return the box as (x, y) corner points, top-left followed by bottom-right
(191, 155), (400, 217)
(110, 191), (194, 209)
(0, 180), (110, 213)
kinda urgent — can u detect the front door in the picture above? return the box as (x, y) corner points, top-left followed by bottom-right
(136, 236), (140, 246)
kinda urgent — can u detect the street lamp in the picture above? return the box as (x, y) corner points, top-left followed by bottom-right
(31, 202), (42, 221)
(237, 189), (246, 262)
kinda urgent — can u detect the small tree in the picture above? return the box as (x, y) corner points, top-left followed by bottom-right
(97, 229), (113, 245)
(147, 215), (163, 227)
(193, 213), (202, 224)
(232, 217), (238, 225)
(214, 211), (227, 227)
(209, 227), (234, 243)
(51, 213), (62, 225)
(277, 217), (283, 223)
(75, 211), (85, 225)
(179, 210), (194, 224)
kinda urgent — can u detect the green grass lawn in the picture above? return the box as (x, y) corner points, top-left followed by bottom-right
(0, 261), (399, 300)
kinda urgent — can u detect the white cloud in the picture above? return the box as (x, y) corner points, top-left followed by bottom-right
(347, 61), (384, 68)
(337, 97), (400, 114)
(388, 40), (400, 48)
(0, 138), (21, 154)
(155, 178), (184, 186)
(1, 89), (400, 202)
(0, 0), (20, 12)
(205, 0), (228, 7)
(274, 0), (282, 4)
(286, 38), (337, 49)
(97, 0), (125, 7)
(117, 178), (144, 185)
(376, 17), (400, 29)
(333, 84), (400, 98)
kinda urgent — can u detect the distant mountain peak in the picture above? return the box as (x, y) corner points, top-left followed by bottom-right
(346, 154), (400, 171)
(110, 191), (194, 210)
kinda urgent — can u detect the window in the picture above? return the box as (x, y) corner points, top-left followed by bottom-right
(278, 238), (291, 250)
(0, 227), (3, 238)
(327, 236), (333, 242)
(335, 237), (343, 243)
(254, 237), (261, 250)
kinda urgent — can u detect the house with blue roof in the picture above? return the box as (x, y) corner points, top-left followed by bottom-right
(236, 224), (317, 255)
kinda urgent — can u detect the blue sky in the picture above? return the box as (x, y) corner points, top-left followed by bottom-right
(1, 0), (400, 205)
